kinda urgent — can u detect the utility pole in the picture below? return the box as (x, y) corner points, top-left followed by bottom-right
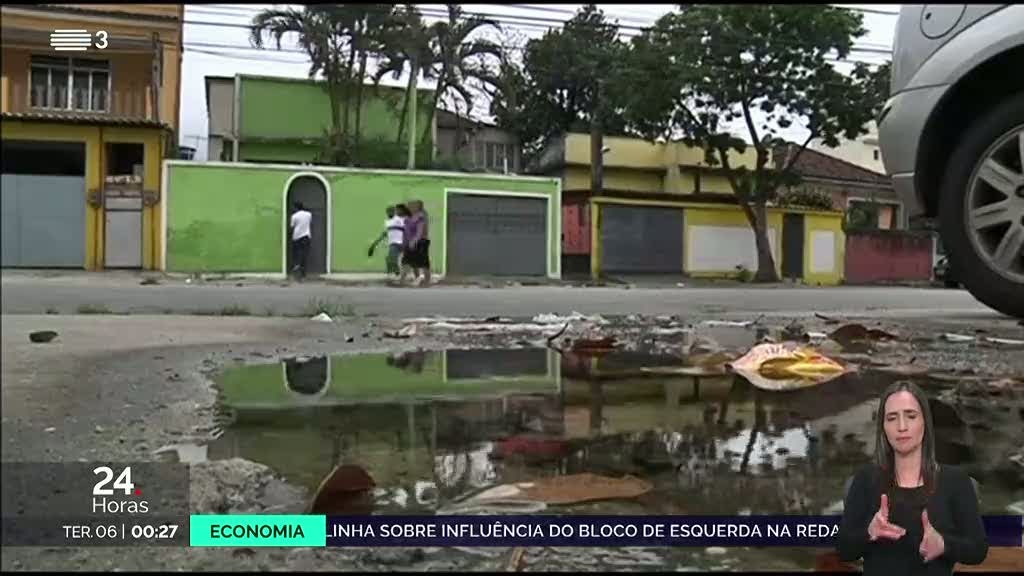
(590, 79), (604, 195)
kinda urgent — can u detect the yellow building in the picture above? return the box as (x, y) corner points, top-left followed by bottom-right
(1, 4), (183, 270)
(537, 133), (845, 285)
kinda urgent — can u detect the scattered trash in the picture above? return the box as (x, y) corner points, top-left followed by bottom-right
(310, 312), (333, 323)
(309, 464), (376, 515)
(729, 343), (849, 391)
(651, 326), (691, 336)
(815, 313), (841, 325)
(29, 331), (58, 343)
(532, 312), (608, 325)
(705, 547), (727, 556)
(384, 325), (417, 339)
(140, 277), (160, 286)
(676, 283), (687, 288)
(93, 426), (104, 434)
(984, 336), (1024, 347)
(942, 333), (977, 343)
(702, 316), (764, 328)
(44, 427), (56, 433)
(805, 332), (829, 340)
(828, 323), (898, 344)
(345, 335), (355, 343)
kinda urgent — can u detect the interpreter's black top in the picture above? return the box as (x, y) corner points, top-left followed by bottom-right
(837, 464), (988, 575)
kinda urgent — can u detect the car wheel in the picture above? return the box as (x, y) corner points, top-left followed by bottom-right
(939, 95), (1024, 318)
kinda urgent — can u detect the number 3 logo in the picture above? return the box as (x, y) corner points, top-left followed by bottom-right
(95, 30), (108, 50)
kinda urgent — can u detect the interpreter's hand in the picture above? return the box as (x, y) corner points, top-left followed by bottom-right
(867, 494), (906, 542)
(919, 510), (945, 562)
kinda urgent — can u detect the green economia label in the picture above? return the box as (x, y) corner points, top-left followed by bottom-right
(190, 515), (326, 547)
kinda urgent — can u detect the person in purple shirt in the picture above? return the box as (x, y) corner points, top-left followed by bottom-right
(401, 200), (431, 286)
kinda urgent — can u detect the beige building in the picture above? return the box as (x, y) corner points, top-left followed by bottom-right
(808, 122), (885, 174)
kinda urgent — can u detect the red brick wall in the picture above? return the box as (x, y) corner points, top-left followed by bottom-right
(845, 230), (933, 283)
(562, 203), (591, 255)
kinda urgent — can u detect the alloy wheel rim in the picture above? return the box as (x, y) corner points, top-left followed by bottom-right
(964, 125), (1024, 284)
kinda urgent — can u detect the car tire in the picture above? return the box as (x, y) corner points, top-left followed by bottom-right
(938, 95), (1024, 318)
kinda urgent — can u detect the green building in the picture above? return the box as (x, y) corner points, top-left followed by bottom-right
(161, 161), (561, 278)
(204, 74), (436, 166)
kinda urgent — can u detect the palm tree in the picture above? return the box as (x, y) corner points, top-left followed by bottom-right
(348, 4), (395, 161)
(373, 4), (437, 169)
(419, 5), (503, 157)
(250, 6), (351, 164)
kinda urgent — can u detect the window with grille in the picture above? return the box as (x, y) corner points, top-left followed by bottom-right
(30, 56), (110, 112)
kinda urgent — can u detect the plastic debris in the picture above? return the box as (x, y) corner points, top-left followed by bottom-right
(729, 343), (849, 391)
(942, 333), (977, 343)
(310, 312), (333, 323)
(702, 318), (760, 328)
(984, 336), (1024, 347)
(44, 427), (56, 433)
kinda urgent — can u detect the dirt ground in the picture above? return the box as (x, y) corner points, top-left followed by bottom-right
(1, 312), (1022, 571)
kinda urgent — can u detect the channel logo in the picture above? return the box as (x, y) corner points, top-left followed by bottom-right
(50, 29), (107, 52)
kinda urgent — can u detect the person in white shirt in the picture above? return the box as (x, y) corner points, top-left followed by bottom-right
(368, 204), (406, 279)
(289, 201), (312, 279)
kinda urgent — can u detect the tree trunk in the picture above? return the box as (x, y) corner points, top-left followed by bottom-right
(751, 201), (779, 282)
(353, 49), (368, 163)
(406, 58), (418, 170)
(395, 88), (408, 146)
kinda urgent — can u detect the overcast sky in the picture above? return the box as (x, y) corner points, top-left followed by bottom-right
(179, 4), (901, 159)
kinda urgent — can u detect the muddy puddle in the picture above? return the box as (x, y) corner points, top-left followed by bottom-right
(159, 322), (1023, 571)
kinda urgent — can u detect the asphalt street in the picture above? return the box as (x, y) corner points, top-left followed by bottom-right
(0, 272), (1007, 321)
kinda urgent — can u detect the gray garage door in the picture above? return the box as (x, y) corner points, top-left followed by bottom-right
(446, 194), (547, 276)
(1, 174), (86, 268)
(600, 205), (683, 273)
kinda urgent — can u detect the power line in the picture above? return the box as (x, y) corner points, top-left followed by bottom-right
(185, 18), (892, 60)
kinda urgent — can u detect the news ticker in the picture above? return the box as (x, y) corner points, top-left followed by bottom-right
(2, 463), (1022, 548)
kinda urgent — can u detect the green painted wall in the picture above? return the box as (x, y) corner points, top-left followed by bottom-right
(239, 76), (435, 143)
(217, 352), (558, 409)
(164, 163), (561, 275)
(324, 171), (559, 275)
(166, 166), (288, 272)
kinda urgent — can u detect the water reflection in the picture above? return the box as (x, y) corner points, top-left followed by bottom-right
(201, 347), (1021, 521)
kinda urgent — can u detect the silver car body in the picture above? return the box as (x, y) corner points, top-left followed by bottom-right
(878, 4), (1024, 216)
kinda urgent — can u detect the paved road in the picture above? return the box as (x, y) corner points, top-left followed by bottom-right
(0, 272), (1003, 320)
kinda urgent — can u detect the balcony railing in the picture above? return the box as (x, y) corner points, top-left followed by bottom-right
(6, 78), (157, 121)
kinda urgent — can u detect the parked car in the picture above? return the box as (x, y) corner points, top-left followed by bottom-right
(878, 5), (1023, 317)
(933, 256), (959, 288)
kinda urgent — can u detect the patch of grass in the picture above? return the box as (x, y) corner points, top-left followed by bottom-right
(45, 307), (60, 315)
(301, 297), (356, 319)
(76, 304), (112, 315)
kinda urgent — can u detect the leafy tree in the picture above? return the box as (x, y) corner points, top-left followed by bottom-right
(489, 4), (629, 178)
(623, 5), (889, 281)
(419, 5), (503, 155)
(374, 4), (438, 169)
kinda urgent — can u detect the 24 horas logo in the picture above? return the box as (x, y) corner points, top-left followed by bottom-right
(92, 466), (149, 514)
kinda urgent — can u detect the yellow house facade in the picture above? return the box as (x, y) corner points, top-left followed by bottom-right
(540, 133), (845, 285)
(1, 4), (182, 270)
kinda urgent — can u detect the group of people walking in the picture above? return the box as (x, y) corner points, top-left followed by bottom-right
(368, 200), (432, 286)
(287, 199), (432, 285)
